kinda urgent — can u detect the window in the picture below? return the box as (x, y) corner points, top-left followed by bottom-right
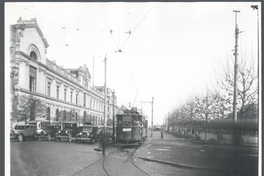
(30, 51), (37, 60)
(70, 91), (73, 103)
(90, 99), (92, 108)
(64, 88), (67, 101)
(56, 85), (60, 99)
(47, 107), (50, 120)
(29, 66), (36, 92)
(84, 93), (86, 107)
(47, 82), (51, 97)
(76, 93), (78, 105)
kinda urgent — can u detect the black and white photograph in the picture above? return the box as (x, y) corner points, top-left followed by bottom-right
(5, 2), (261, 176)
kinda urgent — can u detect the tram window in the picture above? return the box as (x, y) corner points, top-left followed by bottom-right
(123, 121), (131, 127)
(117, 116), (122, 127)
(123, 116), (132, 121)
(132, 120), (140, 126)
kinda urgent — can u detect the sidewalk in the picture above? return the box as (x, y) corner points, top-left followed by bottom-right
(134, 130), (258, 176)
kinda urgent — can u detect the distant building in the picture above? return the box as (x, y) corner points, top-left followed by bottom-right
(9, 17), (117, 125)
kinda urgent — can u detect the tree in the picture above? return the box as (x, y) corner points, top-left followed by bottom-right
(11, 94), (46, 123)
(217, 56), (258, 120)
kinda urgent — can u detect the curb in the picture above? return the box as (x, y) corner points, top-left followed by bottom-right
(138, 156), (223, 171)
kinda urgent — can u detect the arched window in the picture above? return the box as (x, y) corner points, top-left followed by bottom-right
(30, 51), (37, 60)
(47, 107), (51, 120)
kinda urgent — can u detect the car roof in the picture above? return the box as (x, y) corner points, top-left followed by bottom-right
(80, 125), (97, 127)
(16, 124), (37, 127)
(44, 124), (61, 127)
(27, 120), (51, 123)
(59, 121), (78, 124)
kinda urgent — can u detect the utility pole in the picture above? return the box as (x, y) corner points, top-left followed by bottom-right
(112, 89), (115, 143)
(151, 97), (154, 137)
(167, 112), (169, 132)
(141, 97), (154, 137)
(103, 55), (107, 156)
(232, 10), (240, 145)
(233, 10), (240, 123)
(93, 51), (95, 87)
(251, 5), (259, 117)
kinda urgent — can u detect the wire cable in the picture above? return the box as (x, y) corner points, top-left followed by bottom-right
(98, 8), (119, 50)
(132, 5), (154, 33)
(120, 5), (154, 51)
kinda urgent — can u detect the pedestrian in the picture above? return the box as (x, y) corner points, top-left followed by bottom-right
(161, 129), (164, 139)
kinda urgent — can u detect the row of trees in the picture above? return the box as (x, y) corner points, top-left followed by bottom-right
(11, 95), (46, 123)
(167, 56), (258, 138)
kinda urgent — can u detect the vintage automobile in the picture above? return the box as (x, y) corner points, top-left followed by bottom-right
(55, 121), (78, 142)
(75, 125), (100, 143)
(27, 120), (51, 129)
(11, 124), (38, 142)
(34, 124), (61, 140)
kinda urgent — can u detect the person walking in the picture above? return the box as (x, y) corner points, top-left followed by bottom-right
(161, 129), (164, 139)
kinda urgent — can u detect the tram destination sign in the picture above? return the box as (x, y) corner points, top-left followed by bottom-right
(123, 128), (132, 132)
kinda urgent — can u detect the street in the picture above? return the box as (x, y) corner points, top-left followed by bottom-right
(11, 138), (103, 176)
(10, 131), (258, 176)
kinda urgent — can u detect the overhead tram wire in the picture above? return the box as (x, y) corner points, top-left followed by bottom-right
(120, 5), (154, 51)
(25, 6), (96, 45)
(98, 8), (119, 51)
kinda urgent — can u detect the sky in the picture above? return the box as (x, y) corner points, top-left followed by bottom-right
(5, 2), (260, 125)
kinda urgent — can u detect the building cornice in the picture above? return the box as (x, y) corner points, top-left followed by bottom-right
(19, 51), (105, 101)
(19, 88), (97, 112)
(15, 18), (49, 48)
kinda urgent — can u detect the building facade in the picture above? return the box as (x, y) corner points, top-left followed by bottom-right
(10, 18), (118, 125)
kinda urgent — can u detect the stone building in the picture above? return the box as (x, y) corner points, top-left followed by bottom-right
(9, 17), (117, 125)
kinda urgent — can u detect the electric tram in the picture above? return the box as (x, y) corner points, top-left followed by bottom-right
(115, 107), (148, 145)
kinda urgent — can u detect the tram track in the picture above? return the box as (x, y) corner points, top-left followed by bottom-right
(103, 145), (151, 176)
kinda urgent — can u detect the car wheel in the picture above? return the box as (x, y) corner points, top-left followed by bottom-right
(18, 134), (23, 142)
(68, 135), (72, 142)
(47, 134), (51, 141)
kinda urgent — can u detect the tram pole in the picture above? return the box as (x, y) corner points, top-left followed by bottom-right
(112, 89), (115, 143)
(232, 10), (240, 145)
(103, 55), (107, 156)
(151, 97), (154, 138)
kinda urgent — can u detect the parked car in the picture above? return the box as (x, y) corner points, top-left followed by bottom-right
(75, 125), (100, 143)
(55, 121), (78, 142)
(34, 124), (61, 140)
(27, 120), (51, 129)
(11, 124), (38, 142)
